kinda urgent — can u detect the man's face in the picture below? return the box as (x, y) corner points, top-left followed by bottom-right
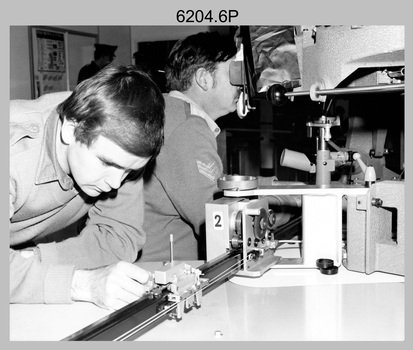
(101, 54), (114, 67)
(207, 58), (240, 119)
(66, 135), (150, 197)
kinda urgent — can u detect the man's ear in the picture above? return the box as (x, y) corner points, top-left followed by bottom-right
(60, 118), (77, 145)
(194, 68), (213, 91)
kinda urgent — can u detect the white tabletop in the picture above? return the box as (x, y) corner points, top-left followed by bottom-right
(10, 259), (404, 341)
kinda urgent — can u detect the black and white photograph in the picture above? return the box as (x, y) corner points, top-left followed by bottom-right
(4, 0), (408, 345)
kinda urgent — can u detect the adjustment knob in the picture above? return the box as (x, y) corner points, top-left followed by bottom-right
(266, 84), (288, 106)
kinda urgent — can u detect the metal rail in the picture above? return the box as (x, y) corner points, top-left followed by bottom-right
(285, 83), (404, 97)
(62, 250), (243, 341)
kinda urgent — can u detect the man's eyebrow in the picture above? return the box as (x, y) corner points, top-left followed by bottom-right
(97, 155), (127, 170)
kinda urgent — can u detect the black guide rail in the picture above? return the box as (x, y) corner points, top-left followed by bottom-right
(62, 249), (243, 341)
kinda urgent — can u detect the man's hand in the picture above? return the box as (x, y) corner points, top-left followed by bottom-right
(71, 261), (150, 311)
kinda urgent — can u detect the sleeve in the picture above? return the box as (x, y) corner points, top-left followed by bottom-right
(9, 249), (76, 304)
(38, 176), (146, 268)
(156, 118), (223, 235)
(9, 131), (75, 303)
(10, 180), (76, 304)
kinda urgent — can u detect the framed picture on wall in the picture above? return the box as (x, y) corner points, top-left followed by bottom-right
(29, 26), (97, 98)
(30, 27), (68, 97)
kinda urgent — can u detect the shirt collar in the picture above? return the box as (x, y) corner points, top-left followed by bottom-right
(35, 110), (74, 190)
(168, 90), (221, 137)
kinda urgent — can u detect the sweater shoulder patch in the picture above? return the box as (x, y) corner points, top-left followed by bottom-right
(196, 159), (220, 182)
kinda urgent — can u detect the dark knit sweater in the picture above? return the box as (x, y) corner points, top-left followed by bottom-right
(140, 92), (223, 262)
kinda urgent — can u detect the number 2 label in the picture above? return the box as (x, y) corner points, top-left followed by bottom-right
(212, 211), (224, 230)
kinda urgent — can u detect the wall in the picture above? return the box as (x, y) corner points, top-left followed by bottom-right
(130, 25), (230, 52)
(10, 26), (32, 99)
(10, 26), (132, 100)
(99, 26), (132, 65)
(10, 26), (100, 99)
(10, 25), (232, 100)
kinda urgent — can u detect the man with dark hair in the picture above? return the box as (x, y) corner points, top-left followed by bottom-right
(139, 31), (242, 262)
(77, 43), (117, 84)
(10, 64), (165, 311)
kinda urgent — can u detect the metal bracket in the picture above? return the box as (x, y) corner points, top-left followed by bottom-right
(356, 195), (368, 211)
(152, 262), (208, 320)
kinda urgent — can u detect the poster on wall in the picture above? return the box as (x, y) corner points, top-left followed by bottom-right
(36, 30), (66, 72)
(31, 28), (69, 97)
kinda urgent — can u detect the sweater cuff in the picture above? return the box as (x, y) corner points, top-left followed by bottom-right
(44, 264), (76, 303)
(37, 242), (59, 264)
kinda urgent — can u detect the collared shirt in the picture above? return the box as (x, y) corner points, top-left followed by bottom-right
(35, 109), (74, 190)
(10, 91), (146, 304)
(168, 90), (221, 137)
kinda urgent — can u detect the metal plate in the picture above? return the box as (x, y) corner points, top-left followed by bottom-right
(217, 175), (258, 190)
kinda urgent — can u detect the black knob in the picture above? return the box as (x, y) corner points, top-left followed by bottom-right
(266, 84), (288, 106)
